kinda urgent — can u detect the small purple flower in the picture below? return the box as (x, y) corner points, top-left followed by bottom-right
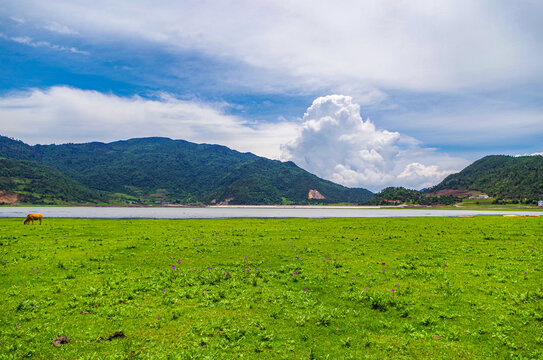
(255, 267), (258, 270)
(482, 282), (486, 285)
(194, 269), (197, 272)
(158, 316), (161, 320)
(396, 283), (400, 286)
(294, 271), (298, 275)
(171, 265), (175, 269)
(226, 272), (230, 276)
(323, 260), (326, 263)
(177, 260), (181, 264)
(327, 257), (330, 259)
(391, 289), (395, 292)
(444, 264), (447, 267)
(302, 288), (307, 291)
(247, 269), (250, 273)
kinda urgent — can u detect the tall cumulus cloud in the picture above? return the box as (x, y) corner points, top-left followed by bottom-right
(281, 95), (468, 191)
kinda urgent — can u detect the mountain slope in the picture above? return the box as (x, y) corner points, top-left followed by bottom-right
(0, 157), (106, 204)
(0, 136), (373, 204)
(362, 187), (460, 205)
(427, 155), (543, 200)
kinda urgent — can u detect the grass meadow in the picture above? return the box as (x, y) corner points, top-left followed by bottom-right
(0, 217), (541, 359)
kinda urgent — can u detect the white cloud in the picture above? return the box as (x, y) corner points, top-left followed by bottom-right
(9, 16), (25, 24)
(281, 95), (468, 190)
(7, 35), (88, 54)
(3, 0), (542, 92)
(42, 21), (78, 35)
(0, 87), (297, 159)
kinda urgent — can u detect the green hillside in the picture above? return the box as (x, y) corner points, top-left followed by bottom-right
(0, 157), (106, 204)
(0, 136), (373, 205)
(428, 155), (543, 200)
(362, 187), (460, 206)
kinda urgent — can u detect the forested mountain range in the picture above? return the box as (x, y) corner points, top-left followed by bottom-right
(0, 136), (373, 205)
(427, 155), (543, 201)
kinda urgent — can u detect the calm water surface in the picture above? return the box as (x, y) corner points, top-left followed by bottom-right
(0, 206), (541, 219)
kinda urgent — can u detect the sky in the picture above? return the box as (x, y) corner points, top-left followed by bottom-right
(1, 1), (542, 192)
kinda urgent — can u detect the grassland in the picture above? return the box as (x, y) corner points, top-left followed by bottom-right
(0, 217), (541, 359)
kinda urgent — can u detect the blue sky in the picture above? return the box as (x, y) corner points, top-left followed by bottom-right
(1, 1), (542, 191)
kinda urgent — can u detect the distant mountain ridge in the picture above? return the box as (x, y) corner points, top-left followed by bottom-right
(427, 155), (543, 200)
(0, 136), (373, 205)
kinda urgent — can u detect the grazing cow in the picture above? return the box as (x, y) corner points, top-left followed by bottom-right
(24, 213), (43, 225)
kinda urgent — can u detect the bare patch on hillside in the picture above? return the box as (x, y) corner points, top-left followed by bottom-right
(308, 189), (325, 199)
(0, 190), (24, 204)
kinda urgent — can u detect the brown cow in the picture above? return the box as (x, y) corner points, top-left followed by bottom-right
(24, 213), (43, 225)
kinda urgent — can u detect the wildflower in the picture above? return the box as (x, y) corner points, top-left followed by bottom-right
(226, 272), (230, 276)
(302, 288), (307, 291)
(162, 290), (165, 292)
(396, 283), (400, 286)
(294, 271), (298, 275)
(171, 265), (175, 269)
(391, 289), (395, 292)
(482, 282), (486, 285)
(444, 264), (447, 267)
(158, 316), (161, 320)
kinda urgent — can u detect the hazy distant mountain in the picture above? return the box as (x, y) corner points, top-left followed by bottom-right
(0, 136), (373, 205)
(427, 155), (543, 200)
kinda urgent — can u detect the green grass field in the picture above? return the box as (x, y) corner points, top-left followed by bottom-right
(1, 217), (541, 359)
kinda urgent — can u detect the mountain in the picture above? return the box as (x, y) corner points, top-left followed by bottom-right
(427, 155), (543, 200)
(0, 157), (106, 204)
(362, 187), (460, 206)
(0, 136), (373, 205)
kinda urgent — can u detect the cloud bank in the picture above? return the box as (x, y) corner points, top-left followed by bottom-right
(282, 95), (468, 191)
(0, 87), (297, 159)
(4, 0), (543, 92)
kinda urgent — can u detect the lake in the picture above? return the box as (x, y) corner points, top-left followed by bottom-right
(1, 206), (541, 219)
